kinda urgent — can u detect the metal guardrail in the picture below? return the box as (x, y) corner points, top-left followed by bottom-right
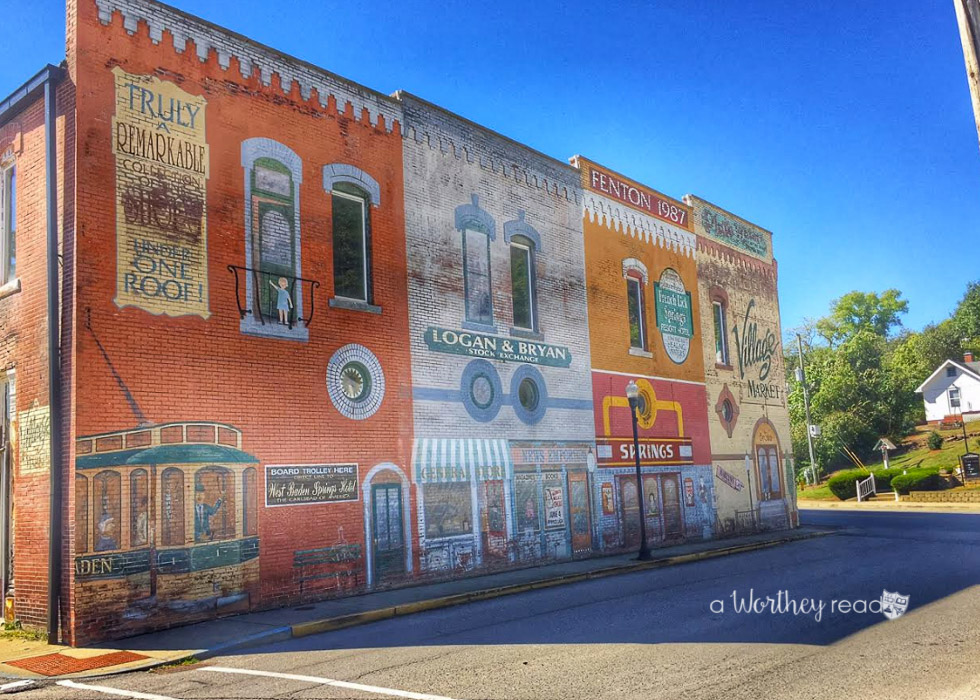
(856, 473), (876, 502)
(227, 265), (320, 329)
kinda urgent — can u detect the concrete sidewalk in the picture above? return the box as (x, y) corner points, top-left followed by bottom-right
(0, 526), (831, 681)
(799, 498), (980, 512)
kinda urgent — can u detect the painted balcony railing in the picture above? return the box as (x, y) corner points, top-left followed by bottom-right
(227, 265), (320, 330)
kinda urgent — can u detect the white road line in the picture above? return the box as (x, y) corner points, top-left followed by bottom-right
(199, 665), (461, 700)
(0, 680), (35, 692)
(56, 679), (180, 700)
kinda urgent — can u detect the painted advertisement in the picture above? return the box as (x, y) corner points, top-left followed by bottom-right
(111, 67), (210, 318)
(731, 298), (782, 400)
(595, 437), (694, 467)
(424, 327), (572, 367)
(265, 464), (359, 506)
(698, 206), (770, 259)
(654, 268), (693, 364)
(17, 405), (50, 474)
(581, 162), (692, 230)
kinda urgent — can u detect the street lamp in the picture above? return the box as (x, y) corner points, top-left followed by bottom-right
(625, 380), (652, 561)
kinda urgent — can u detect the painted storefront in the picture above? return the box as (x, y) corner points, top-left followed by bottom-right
(401, 94), (596, 576)
(572, 158), (716, 549)
(684, 195), (796, 532)
(70, 0), (414, 643)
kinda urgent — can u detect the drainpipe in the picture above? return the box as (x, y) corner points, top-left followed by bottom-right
(44, 69), (64, 642)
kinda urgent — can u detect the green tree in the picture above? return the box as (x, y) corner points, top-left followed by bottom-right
(816, 289), (908, 347)
(953, 280), (980, 342)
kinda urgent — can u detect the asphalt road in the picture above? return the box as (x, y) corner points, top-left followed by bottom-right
(21, 510), (980, 700)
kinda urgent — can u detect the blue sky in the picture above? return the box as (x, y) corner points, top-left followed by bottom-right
(2, 1), (978, 337)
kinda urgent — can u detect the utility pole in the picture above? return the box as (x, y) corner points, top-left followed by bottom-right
(796, 334), (818, 484)
(954, 0), (980, 153)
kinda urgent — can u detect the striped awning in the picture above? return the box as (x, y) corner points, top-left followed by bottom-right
(412, 438), (511, 483)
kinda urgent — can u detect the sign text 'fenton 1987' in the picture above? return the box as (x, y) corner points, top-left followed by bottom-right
(586, 165), (690, 228)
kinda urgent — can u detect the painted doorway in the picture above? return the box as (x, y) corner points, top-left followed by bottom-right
(618, 476), (640, 548)
(482, 480), (508, 560)
(568, 472), (592, 554)
(661, 473), (684, 540)
(371, 483), (405, 583)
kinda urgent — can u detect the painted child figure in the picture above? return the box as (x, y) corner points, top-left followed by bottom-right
(270, 277), (293, 324)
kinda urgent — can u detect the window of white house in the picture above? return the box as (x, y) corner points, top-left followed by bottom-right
(1, 166), (15, 285)
(332, 184), (371, 303)
(950, 387), (961, 410)
(627, 276), (646, 350)
(510, 237), (536, 331)
(464, 227), (493, 325)
(713, 300), (729, 365)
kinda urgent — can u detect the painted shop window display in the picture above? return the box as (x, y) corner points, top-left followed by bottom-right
(73, 423), (260, 636)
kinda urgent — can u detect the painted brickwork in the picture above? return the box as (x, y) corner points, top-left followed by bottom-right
(400, 94), (597, 573)
(67, 0), (413, 644)
(572, 157), (715, 550)
(0, 78), (75, 632)
(684, 194), (797, 533)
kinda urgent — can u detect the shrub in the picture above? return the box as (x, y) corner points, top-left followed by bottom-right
(827, 469), (865, 500)
(873, 467), (905, 491)
(927, 431), (944, 450)
(891, 469), (944, 495)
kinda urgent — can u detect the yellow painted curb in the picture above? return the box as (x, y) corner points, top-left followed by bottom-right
(289, 531), (831, 639)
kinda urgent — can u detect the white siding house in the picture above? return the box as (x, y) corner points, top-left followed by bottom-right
(916, 355), (980, 423)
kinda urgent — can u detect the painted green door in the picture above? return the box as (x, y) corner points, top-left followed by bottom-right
(372, 483), (405, 582)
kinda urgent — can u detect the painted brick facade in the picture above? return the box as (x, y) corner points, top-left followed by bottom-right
(684, 194), (796, 533)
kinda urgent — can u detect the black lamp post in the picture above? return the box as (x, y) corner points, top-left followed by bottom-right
(626, 380), (652, 561)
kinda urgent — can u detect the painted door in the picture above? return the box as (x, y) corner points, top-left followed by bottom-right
(618, 477), (640, 548)
(482, 480), (508, 559)
(568, 472), (592, 554)
(372, 484), (405, 582)
(661, 474), (683, 540)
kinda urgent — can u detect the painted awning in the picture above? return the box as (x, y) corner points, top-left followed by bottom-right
(412, 438), (511, 483)
(77, 443), (258, 470)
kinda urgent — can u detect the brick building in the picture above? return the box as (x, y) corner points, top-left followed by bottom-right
(684, 195), (796, 532)
(571, 157), (715, 550)
(0, 0), (798, 645)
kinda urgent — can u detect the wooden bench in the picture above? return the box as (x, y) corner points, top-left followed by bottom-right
(293, 544), (363, 593)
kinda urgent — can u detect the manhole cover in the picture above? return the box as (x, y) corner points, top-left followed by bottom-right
(7, 651), (148, 676)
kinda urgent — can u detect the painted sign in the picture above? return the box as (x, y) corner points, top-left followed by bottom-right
(425, 327), (572, 367)
(601, 482), (616, 515)
(17, 405), (50, 474)
(544, 486), (565, 528)
(583, 162), (691, 229)
(514, 446), (590, 465)
(715, 465), (745, 492)
(595, 437), (694, 467)
(74, 550), (151, 580)
(265, 464), (359, 507)
(684, 477), (696, 507)
(111, 67), (210, 318)
(732, 299), (780, 393)
(961, 453), (980, 479)
(698, 206), (770, 259)
(654, 269), (693, 364)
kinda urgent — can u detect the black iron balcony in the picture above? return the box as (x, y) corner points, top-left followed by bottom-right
(227, 265), (321, 329)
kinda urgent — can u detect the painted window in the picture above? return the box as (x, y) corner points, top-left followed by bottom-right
(510, 236), (536, 331)
(757, 446), (783, 500)
(130, 469), (149, 548)
(627, 276), (646, 350)
(950, 387), (961, 410)
(464, 227), (493, 325)
(947, 366), (958, 378)
(243, 467), (258, 537)
(161, 468), (185, 547)
(713, 301), (729, 365)
(423, 483), (472, 539)
(251, 158), (298, 322)
(194, 467), (235, 543)
(0, 165), (14, 284)
(76, 475), (89, 554)
(93, 471), (121, 552)
(332, 183), (371, 303)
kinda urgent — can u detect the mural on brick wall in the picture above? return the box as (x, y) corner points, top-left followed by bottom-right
(111, 68), (210, 318)
(73, 423), (259, 636)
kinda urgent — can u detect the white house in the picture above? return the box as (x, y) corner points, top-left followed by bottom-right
(916, 352), (980, 423)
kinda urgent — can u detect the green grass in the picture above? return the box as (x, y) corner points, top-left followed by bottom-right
(798, 426), (980, 500)
(0, 623), (47, 643)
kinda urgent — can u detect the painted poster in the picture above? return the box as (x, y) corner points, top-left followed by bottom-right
(266, 464), (359, 506)
(684, 477), (696, 507)
(544, 486), (565, 529)
(654, 268), (693, 364)
(17, 405), (50, 474)
(601, 482), (615, 515)
(111, 67), (210, 318)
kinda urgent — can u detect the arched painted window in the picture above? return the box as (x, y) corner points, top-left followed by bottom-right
(241, 138), (305, 340)
(243, 467), (258, 537)
(194, 466), (236, 542)
(455, 195), (496, 330)
(505, 212), (541, 334)
(130, 469), (149, 548)
(753, 420), (783, 501)
(93, 470), (121, 552)
(161, 468), (185, 547)
(75, 474), (89, 554)
(622, 258), (649, 352)
(323, 164), (380, 308)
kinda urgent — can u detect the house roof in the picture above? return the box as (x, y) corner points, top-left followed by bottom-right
(915, 359), (980, 394)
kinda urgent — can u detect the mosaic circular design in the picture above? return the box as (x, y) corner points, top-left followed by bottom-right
(461, 359), (503, 422)
(327, 344), (385, 420)
(510, 364), (548, 425)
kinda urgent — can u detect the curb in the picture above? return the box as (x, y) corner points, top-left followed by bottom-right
(1, 529), (832, 681)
